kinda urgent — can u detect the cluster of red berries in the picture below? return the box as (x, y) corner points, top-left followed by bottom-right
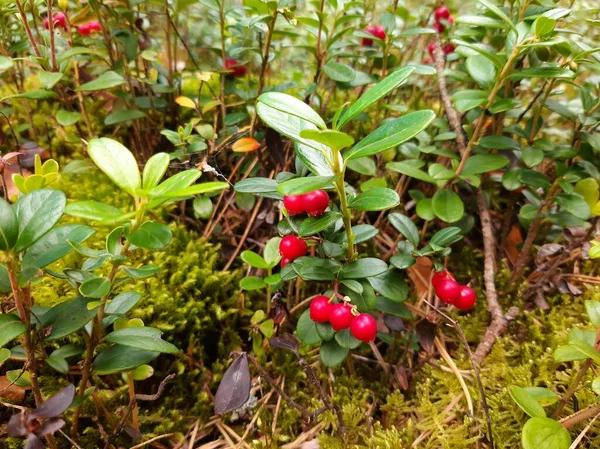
(360, 24), (386, 47)
(310, 296), (377, 343)
(432, 6), (454, 33)
(43, 12), (67, 30)
(225, 57), (247, 78)
(283, 190), (329, 217)
(427, 42), (455, 58)
(77, 21), (102, 36)
(432, 269), (476, 311)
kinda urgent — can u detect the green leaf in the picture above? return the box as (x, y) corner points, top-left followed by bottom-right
(277, 176), (335, 195)
(585, 300), (600, 328)
(461, 154), (509, 175)
(39, 71), (63, 89)
(553, 344), (588, 362)
(122, 265), (160, 278)
(142, 153), (170, 190)
(456, 15), (506, 28)
(80, 277), (111, 298)
(132, 364), (154, 381)
(76, 71), (126, 91)
(235, 178), (279, 194)
(569, 340), (600, 364)
(347, 157), (377, 176)
(416, 198), (435, 220)
(264, 237), (282, 267)
(368, 270), (409, 303)
(240, 276), (266, 291)
(258, 92), (326, 129)
(105, 327), (179, 353)
(299, 129), (354, 151)
(259, 319), (275, 338)
(147, 170), (202, 205)
(432, 190), (464, 223)
(65, 201), (126, 222)
(2, 89), (57, 100)
(0, 348), (11, 366)
(7, 370), (31, 387)
(41, 297), (99, 340)
(315, 322), (335, 341)
(46, 355), (69, 374)
(342, 258), (388, 279)
(193, 196), (213, 219)
(387, 161), (435, 183)
(14, 189), (66, 252)
(534, 16), (556, 37)
(345, 111), (435, 160)
(466, 55), (497, 88)
(127, 222), (172, 249)
(322, 61), (355, 82)
(509, 385), (546, 418)
(388, 213), (420, 247)
(335, 329), (363, 349)
(522, 146), (544, 167)
(0, 198), (18, 251)
(104, 110), (146, 126)
(0, 265), (10, 293)
(555, 194), (591, 220)
(508, 67), (575, 79)
(0, 314), (26, 348)
(348, 188), (400, 211)
(0, 56), (14, 74)
(523, 387), (559, 406)
(592, 377), (600, 395)
(452, 90), (488, 112)
(320, 339), (349, 367)
(476, 0), (517, 32)
(93, 344), (159, 374)
(337, 67), (415, 129)
(430, 227), (463, 246)
(148, 182), (228, 199)
(298, 212), (341, 236)
(296, 309), (321, 345)
(22, 224), (95, 269)
(87, 138), (141, 197)
(296, 142), (336, 176)
(105, 292), (142, 316)
(56, 109), (81, 126)
(241, 251), (269, 269)
(522, 417), (571, 449)
(390, 253), (416, 269)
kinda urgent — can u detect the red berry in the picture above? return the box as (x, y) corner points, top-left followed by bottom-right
(350, 313), (377, 342)
(434, 6), (451, 21)
(455, 286), (476, 311)
(310, 296), (332, 323)
(303, 190), (329, 217)
(279, 235), (307, 260)
(361, 24), (386, 46)
(88, 21), (102, 32)
(225, 57), (247, 78)
(78, 23), (91, 36)
(44, 12), (67, 30)
(443, 43), (455, 55)
(432, 21), (445, 33)
(281, 257), (291, 268)
(428, 43), (436, 57)
(329, 303), (353, 331)
(431, 269), (454, 289)
(283, 195), (305, 216)
(436, 278), (461, 304)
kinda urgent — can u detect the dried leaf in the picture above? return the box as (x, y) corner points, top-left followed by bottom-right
(0, 376), (26, 403)
(383, 314), (406, 332)
(232, 137), (260, 153)
(536, 243), (564, 262)
(214, 353), (251, 415)
(394, 365), (409, 390)
(24, 434), (44, 449)
(269, 334), (299, 352)
(416, 321), (436, 353)
(505, 225), (522, 265)
(407, 257), (432, 297)
(32, 384), (75, 419)
(7, 414), (27, 437)
(37, 418), (65, 437)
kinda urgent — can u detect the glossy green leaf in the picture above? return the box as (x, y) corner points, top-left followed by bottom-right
(388, 213), (420, 247)
(509, 385), (546, 418)
(41, 297), (99, 340)
(127, 222), (172, 249)
(76, 71), (126, 91)
(320, 339), (349, 367)
(299, 129), (354, 151)
(142, 153), (170, 190)
(22, 224), (95, 269)
(387, 161), (435, 183)
(335, 329), (363, 349)
(432, 190), (464, 223)
(235, 178), (279, 194)
(87, 138), (141, 197)
(14, 189), (66, 252)
(522, 417), (571, 449)
(240, 276), (266, 291)
(322, 61), (355, 82)
(241, 251), (269, 269)
(0, 198), (18, 251)
(466, 55), (497, 88)
(65, 201), (126, 222)
(0, 314), (26, 348)
(342, 258), (388, 279)
(452, 89), (488, 112)
(368, 270), (409, 303)
(105, 327), (179, 353)
(80, 277), (111, 298)
(460, 154), (509, 175)
(348, 188), (400, 211)
(555, 194), (591, 220)
(296, 309), (321, 345)
(122, 265), (160, 278)
(93, 344), (159, 374)
(258, 92), (326, 129)
(277, 176), (335, 195)
(298, 212), (341, 236)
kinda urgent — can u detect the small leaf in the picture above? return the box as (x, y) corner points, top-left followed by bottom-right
(105, 327), (179, 353)
(127, 222), (172, 249)
(87, 138), (141, 197)
(432, 190), (464, 223)
(320, 339), (349, 367)
(509, 386), (546, 418)
(232, 137), (260, 153)
(522, 417), (571, 449)
(175, 96), (197, 108)
(93, 344), (159, 374)
(214, 353), (251, 414)
(342, 258), (388, 279)
(388, 213), (419, 247)
(277, 176), (335, 195)
(298, 212), (341, 236)
(296, 309), (321, 345)
(80, 277), (111, 298)
(585, 300), (600, 328)
(460, 154), (509, 175)
(239, 276), (266, 291)
(349, 188), (399, 211)
(0, 314), (27, 348)
(14, 190), (66, 252)
(77, 71), (126, 91)
(56, 110), (81, 126)
(241, 251), (269, 269)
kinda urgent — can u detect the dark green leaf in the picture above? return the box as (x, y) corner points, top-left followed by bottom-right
(335, 329), (363, 349)
(22, 225), (95, 269)
(368, 270), (409, 303)
(0, 314), (26, 347)
(41, 297), (98, 340)
(320, 339), (349, 367)
(277, 176), (335, 195)
(298, 212), (341, 236)
(296, 309), (321, 345)
(348, 188), (400, 211)
(342, 258), (388, 279)
(15, 190), (66, 252)
(93, 344), (159, 374)
(432, 190), (464, 223)
(105, 327), (179, 353)
(80, 277), (111, 298)
(128, 222), (172, 249)
(76, 71), (126, 91)
(388, 213), (420, 247)
(0, 198), (18, 251)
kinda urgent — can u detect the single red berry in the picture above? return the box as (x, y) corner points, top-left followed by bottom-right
(448, 15), (455, 24)
(436, 278), (461, 304)
(303, 190), (329, 217)
(350, 313), (377, 342)
(44, 12), (67, 30)
(224, 57), (247, 78)
(361, 24), (386, 46)
(431, 269), (454, 290)
(432, 21), (445, 33)
(88, 21), (102, 32)
(310, 296), (332, 323)
(329, 303), (353, 331)
(434, 6), (451, 21)
(455, 286), (476, 311)
(279, 235), (307, 260)
(443, 43), (455, 55)
(428, 43), (436, 57)
(283, 194), (306, 216)
(78, 23), (91, 36)
(281, 257), (291, 268)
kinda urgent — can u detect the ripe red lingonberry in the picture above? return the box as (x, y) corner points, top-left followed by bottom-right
(303, 190), (329, 217)
(310, 296), (332, 323)
(329, 303), (353, 331)
(279, 235), (307, 260)
(436, 278), (461, 304)
(432, 21), (445, 33)
(434, 6), (451, 21)
(428, 42), (436, 57)
(455, 286), (476, 311)
(88, 21), (102, 32)
(443, 43), (455, 55)
(43, 12), (67, 30)
(350, 313), (377, 342)
(281, 257), (291, 268)
(78, 23), (91, 36)
(224, 57), (247, 78)
(283, 194), (305, 216)
(361, 24), (386, 46)
(431, 269), (454, 290)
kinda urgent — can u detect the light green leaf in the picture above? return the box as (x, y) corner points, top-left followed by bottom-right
(87, 138), (141, 197)
(105, 327), (179, 353)
(509, 385), (546, 418)
(348, 188), (400, 211)
(77, 71), (126, 91)
(15, 190), (66, 252)
(432, 190), (464, 223)
(522, 417), (571, 449)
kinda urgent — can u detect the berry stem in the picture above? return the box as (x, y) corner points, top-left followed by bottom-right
(331, 149), (356, 261)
